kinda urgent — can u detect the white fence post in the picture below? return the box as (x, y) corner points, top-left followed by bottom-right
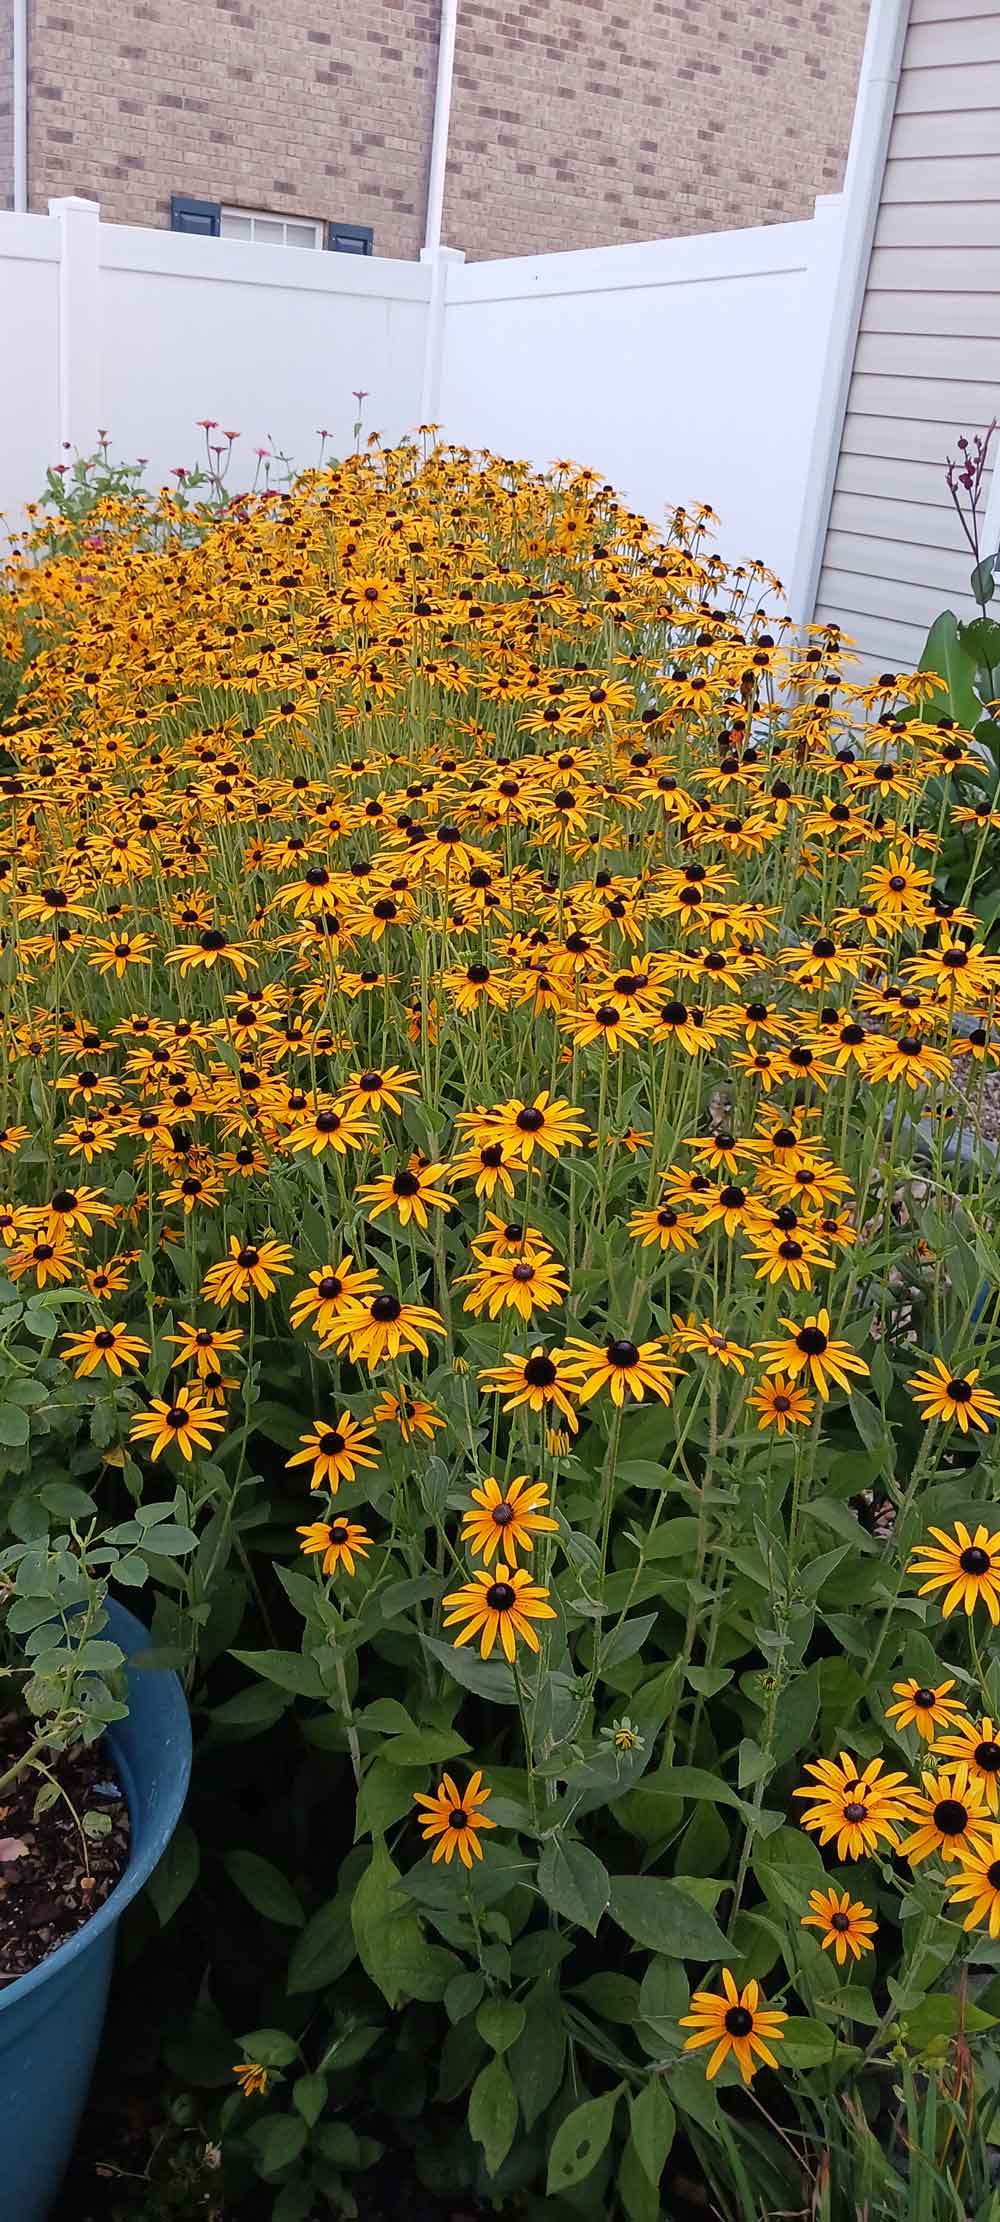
(418, 244), (464, 427)
(49, 196), (101, 456)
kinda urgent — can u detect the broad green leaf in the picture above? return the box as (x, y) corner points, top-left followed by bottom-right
(230, 1647), (325, 1698)
(467, 2055), (517, 2177)
(476, 1997), (526, 2054)
(147, 1821), (199, 1927)
(381, 1728), (470, 1768)
(629, 2081), (675, 2189)
(292, 2072), (327, 2127)
(546, 2087), (620, 2195)
(609, 1875), (735, 1961)
(286, 1895), (355, 1994)
(779, 2017), (834, 2067)
(245, 2115), (307, 2177)
(509, 1977), (565, 2131)
(537, 1837), (610, 1935)
(421, 1634), (517, 1705)
(225, 1850), (305, 1928)
(351, 1838), (452, 2008)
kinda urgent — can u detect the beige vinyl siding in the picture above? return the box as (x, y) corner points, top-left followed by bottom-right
(814, 0), (1000, 675)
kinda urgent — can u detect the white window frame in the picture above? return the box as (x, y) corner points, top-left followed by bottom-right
(220, 208), (324, 250)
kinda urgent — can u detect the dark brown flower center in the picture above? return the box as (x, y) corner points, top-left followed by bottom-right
(524, 1354), (556, 1387)
(94, 1329), (116, 1349)
(948, 1378), (973, 1402)
(516, 1107), (544, 1131)
(797, 1326), (828, 1355)
(317, 1275), (342, 1299)
(975, 1743), (1000, 1774)
(724, 2006), (753, 2037)
(392, 1170), (420, 1196)
(843, 1800), (867, 1823)
(961, 1546), (991, 1575)
(934, 1799), (968, 1836)
(371, 1294), (402, 1323)
(492, 1502), (516, 1527)
(449, 1808), (469, 1828)
(485, 1583), (515, 1612)
(913, 1688), (936, 1709)
(830, 1910), (851, 1933)
(319, 1432), (346, 1457)
(607, 1338), (639, 1368)
(237, 1247), (259, 1268)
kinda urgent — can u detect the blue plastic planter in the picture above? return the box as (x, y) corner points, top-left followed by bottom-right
(0, 1600), (191, 2221)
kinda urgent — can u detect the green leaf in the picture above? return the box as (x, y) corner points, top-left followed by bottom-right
(619, 2135), (659, 2222)
(476, 1998), (526, 2054)
(600, 1612), (658, 1670)
(355, 1758), (418, 1839)
(239, 2027), (300, 2068)
(225, 1850), (305, 1928)
(350, 1839), (451, 2008)
(509, 1978), (565, 2131)
(210, 1684), (291, 1728)
(292, 2073), (327, 2128)
(916, 609), (981, 728)
(382, 1728), (470, 1768)
(230, 1648), (325, 1698)
(0, 1404), (30, 1447)
(445, 1971), (485, 2024)
(629, 2081), (675, 2189)
(537, 1837), (610, 1936)
(245, 2115), (307, 2178)
(971, 552), (998, 606)
(147, 1821), (199, 1927)
(779, 2017), (834, 2067)
(572, 1973), (642, 2024)
(421, 1634), (517, 1705)
(609, 1875), (735, 1961)
(286, 1896), (355, 1994)
(546, 2087), (620, 2194)
(903, 1994), (996, 2048)
(467, 2056), (517, 2178)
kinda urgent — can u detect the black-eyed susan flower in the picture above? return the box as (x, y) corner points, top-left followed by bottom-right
(41, 1184), (118, 1240)
(479, 1346), (580, 1432)
(371, 1390), (445, 1442)
(449, 1138), (520, 1200)
(285, 1099), (377, 1157)
(201, 1236), (295, 1305)
(745, 1375), (814, 1433)
(165, 927), (257, 979)
(936, 1717), (1000, 1810)
(165, 1321), (244, 1379)
(899, 1764), (991, 1866)
(413, 1771), (496, 1867)
(867, 1033), (952, 1090)
(296, 1516), (372, 1575)
(232, 2061), (269, 2098)
(356, 1160), (453, 1229)
(338, 1064), (419, 1116)
(885, 1678), (966, 1747)
(129, 1385), (226, 1462)
(755, 1309), (869, 1400)
(743, 1219), (834, 1292)
(793, 1752), (913, 1859)
(800, 1887), (877, 1965)
(909, 1523), (1000, 1622)
(60, 1322), (149, 1379)
(670, 1316), (751, 1374)
(442, 1559), (556, 1662)
(460, 1474), (558, 1564)
(561, 1333), (681, 1407)
(628, 1202), (699, 1254)
(9, 1232), (78, 1288)
(679, 1970), (786, 2084)
(326, 1291), (445, 1368)
(458, 1250), (568, 1321)
(493, 1091), (589, 1163)
(286, 1413), (380, 1492)
(907, 1358), (1000, 1435)
(289, 1257), (381, 1340)
(944, 1828), (1000, 1935)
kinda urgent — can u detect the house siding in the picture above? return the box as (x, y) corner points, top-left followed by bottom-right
(814, 0), (1000, 673)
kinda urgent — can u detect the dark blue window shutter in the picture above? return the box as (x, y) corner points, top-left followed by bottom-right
(171, 195), (221, 236)
(326, 222), (373, 256)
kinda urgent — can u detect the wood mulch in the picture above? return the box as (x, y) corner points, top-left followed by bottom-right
(0, 1720), (130, 1985)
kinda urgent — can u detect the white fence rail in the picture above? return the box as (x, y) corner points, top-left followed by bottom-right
(3, 194), (844, 606)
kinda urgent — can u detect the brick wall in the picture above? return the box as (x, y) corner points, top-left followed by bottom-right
(0, 0), (13, 209)
(445, 0), (871, 254)
(22, 0), (870, 258)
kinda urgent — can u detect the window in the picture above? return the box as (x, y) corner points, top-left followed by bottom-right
(221, 208), (324, 249)
(170, 194), (220, 237)
(170, 198), (374, 254)
(327, 222), (374, 256)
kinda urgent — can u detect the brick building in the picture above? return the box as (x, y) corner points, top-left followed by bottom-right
(0, 0), (870, 262)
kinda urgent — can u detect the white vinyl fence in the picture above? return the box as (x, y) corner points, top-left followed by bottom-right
(3, 193), (846, 604)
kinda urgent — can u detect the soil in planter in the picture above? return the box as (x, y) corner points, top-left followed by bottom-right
(0, 1721), (130, 1984)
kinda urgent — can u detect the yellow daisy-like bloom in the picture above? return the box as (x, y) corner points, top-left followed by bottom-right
(60, 1322), (149, 1379)
(670, 1315), (752, 1374)
(201, 1236), (295, 1306)
(338, 1064), (420, 1116)
(41, 1184), (118, 1240)
(165, 1321), (244, 1379)
(867, 1033), (953, 1090)
(371, 1390), (445, 1442)
(449, 1139), (520, 1200)
(289, 1257), (382, 1340)
(493, 1090), (589, 1163)
(745, 1375), (814, 1433)
(442, 1558), (557, 1662)
(165, 928), (257, 978)
(743, 1220), (834, 1293)
(478, 1345), (581, 1433)
(460, 1474), (559, 1565)
(885, 1677), (966, 1747)
(129, 1385), (226, 1462)
(561, 1333), (681, 1408)
(628, 1203), (699, 1254)
(457, 1251), (568, 1321)
(793, 1752), (913, 1859)
(944, 1827), (1000, 1935)
(9, 1232), (78, 1288)
(907, 1357), (1000, 1435)
(909, 1523), (1000, 1623)
(899, 1764), (992, 1866)
(285, 1100), (378, 1157)
(755, 1309), (869, 1400)
(413, 1770), (496, 1867)
(679, 1969), (787, 2084)
(800, 1887), (877, 1965)
(285, 1413), (380, 1493)
(936, 1717), (1000, 1811)
(296, 1516), (372, 1576)
(326, 1291), (446, 1368)
(560, 1000), (651, 1054)
(356, 1160), (453, 1229)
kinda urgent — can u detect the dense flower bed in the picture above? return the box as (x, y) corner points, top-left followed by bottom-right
(3, 444), (1000, 2218)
